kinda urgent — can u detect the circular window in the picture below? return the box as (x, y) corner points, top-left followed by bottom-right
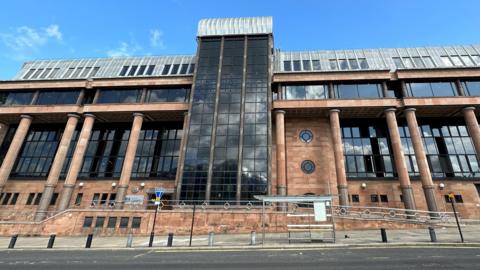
(299, 130), (313, 143)
(301, 160), (316, 174)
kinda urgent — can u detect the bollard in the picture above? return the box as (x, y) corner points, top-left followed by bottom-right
(126, 233), (133, 248)
(8, 234), (18, 249)
(167, 233), (174, 247)
(47, 234), (56, 248)
(85, 234), (93, 248)
(380, 228), (388, 243)
(250, 231), (256, 246)
(428, 227), (437, 242)
(208, 232), (214, 247)
(148, 232), (155, 247)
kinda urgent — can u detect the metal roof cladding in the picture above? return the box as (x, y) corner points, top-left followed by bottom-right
(197, 16), (273, 37)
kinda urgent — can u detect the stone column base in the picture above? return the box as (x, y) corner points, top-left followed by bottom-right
(57, 184), (75, 211)
(114, 185), (129, 209)
(34, 185), (56, 221)
(338, 185), (349, 207)
(423, 185), (439, 217)
(400, 186), (416, 213)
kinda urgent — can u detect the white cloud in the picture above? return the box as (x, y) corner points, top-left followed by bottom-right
(150, 29), (165, 49)
(107, 41), (141, 57)
(45, 24), (62, 41)
(0, 24), (63, 60)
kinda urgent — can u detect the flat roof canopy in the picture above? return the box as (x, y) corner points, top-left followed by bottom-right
(254, 195), (333, 203)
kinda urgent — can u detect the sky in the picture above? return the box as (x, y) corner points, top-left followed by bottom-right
(0, 0), (479, 80)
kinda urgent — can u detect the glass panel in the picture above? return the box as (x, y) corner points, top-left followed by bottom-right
(430, 82), (456, 96)
(357, 84), (380, 98)
(302, 60), (311, 71)
(329, 59), (338, 70)
(412, 57), (425, 68)
(441, 56), (454, 67)
(339, 59), (349, 70)
(348, 59), (359, 69)
(422, 56), (435, 67)
(312, 60), (321, 70)
(408, 83), (431, 97)
(358, 58), (369, 69)
(451, 55), (463, 66)
(336, 84), (358, 99)
(97, 89), (141, 103)
(293, 60), (301, 71)
(464, 81), (480, 96)
(403, 57), (414, 68)
(37, 90), (80, 105)
(0, 91), (34, 106)
(393, 57), (404, 68)
(305, 85), (326, 99)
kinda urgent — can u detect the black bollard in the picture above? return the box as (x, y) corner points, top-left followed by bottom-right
(428, 227), (437, 242)
(148, 232), (155, 247)
(85, 234), (93, 248)
(380, 228), (388, 243)
(167, 233), (174, 247)
(8, 234), (18, 249)
(47, 234), (56, 248)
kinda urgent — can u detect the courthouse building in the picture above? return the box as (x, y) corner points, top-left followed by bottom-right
(0, 17), (479, 232)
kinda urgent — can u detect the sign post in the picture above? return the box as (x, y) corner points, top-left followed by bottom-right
(148, 188), (164, 247)
(449, 192), (464, 243)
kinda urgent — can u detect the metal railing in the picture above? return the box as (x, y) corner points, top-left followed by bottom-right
(331, 205), (456, 225)
(0, 200), (467, 226)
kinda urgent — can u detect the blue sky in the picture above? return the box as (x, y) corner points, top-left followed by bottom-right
(0, 0), (479, 79)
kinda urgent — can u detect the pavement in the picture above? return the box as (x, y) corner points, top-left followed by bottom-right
(0, 247), (479, 269)
(0, 225), (477, 250)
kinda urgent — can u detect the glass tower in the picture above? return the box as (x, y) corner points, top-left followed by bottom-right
(178, 18), (273, 203)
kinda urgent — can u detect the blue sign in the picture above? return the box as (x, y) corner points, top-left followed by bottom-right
(155, 188), (165, 199)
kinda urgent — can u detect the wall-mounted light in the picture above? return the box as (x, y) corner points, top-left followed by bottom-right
(439, 183), (445, 190)
(111, 182), (117, 188)
(79, 182), (84, 188)
(361, 183), (367, 189)
(140, 182), (145, 188)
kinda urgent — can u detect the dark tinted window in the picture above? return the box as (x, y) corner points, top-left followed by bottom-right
(83, 216), (93, 228)
(37, 90), (80, 105)
(95, 216), (105, 228)
(119, 66), (129, 76)
(131, 217), (141, 228)
(107, 217), (117, 228)
(119, 217), (129, 228)
(162, 65), (171, 75)
(171, 64), (180, 75)
(146, 65), (155, 75)
(147, 88), (189, 102)
(0, 91), (34, 106)
(97, 89), (141, 103)
(407, 82), (457, 97)
(137, 65), (147, 76)
(335, 84), (382, 99)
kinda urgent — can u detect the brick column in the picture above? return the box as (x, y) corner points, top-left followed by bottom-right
(329, 109), (348, 207)
(57, 114), (95, 211)
(384, 108), (416, 211)
(404, 108), (438, 213)
(462, 107), (480, 160)
(115, 113), (144, 209)
(275, 110), (287, 196)
(35, 114), (80, 221)
(0, 115), (33, 194)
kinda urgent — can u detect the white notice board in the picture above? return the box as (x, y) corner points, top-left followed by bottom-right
(313, 202), (327, 222)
